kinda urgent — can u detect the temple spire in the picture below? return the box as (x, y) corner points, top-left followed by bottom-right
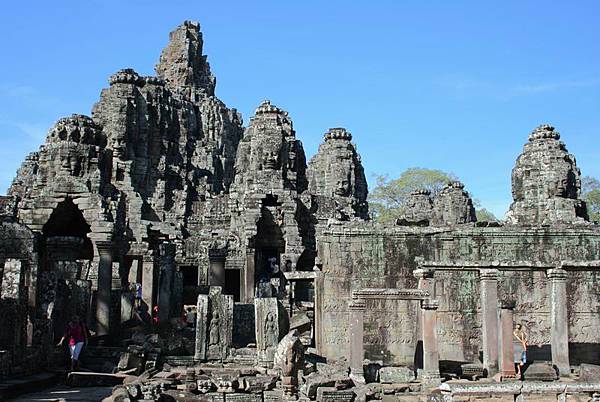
(155, 20), (216, 97)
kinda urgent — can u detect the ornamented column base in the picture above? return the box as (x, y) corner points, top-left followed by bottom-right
(420, 370), (442, 387)
(495, 371), (518, 382)
(349, 371), (366, 385)
(281, 376), (298, 401)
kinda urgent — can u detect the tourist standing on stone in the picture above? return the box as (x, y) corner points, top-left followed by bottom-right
(513, 324), (527, 377)
(57, 315), (88, 371)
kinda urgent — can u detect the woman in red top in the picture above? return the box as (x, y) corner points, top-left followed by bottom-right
(57, 315), (88, 371)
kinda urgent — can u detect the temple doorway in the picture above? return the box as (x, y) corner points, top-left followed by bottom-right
(181, 265), (200, 306)
(254, 206), (285, 297)
(40, 198), (93, 340)
(224, 269), (241, 302)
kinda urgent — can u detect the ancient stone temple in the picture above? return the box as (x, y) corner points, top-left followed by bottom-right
(1, 20), (600, 402)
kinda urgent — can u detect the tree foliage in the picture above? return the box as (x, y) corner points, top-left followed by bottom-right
(582, 176), (600, 222)
(369, 168), (455, 223)
(473, 199), (498, 222)
(369, 167), (497, 223)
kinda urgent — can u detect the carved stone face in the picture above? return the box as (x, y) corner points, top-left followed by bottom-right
(110, 135), (127, 160)
(335, 179), (350, 196)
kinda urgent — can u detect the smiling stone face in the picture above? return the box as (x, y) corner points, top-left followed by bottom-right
(307, 128), (369, 221)
(507, 124), (588, 225)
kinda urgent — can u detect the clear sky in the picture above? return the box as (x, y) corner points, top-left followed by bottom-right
(1, 1), (598, 218)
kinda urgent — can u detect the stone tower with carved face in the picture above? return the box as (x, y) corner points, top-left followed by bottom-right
(507, 124), (588, 225)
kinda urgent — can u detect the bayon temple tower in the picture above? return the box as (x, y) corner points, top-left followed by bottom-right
(0, 20), (600, 402)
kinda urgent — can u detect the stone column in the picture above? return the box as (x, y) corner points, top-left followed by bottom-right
(195, 294), (209, 361)
(314, 271), (324, 355)
(128, 258), (141, 284)
(142, 255), (155, 311)
(0, 258), (5, 290)
(348, 298), (366, 384)
(1, 259), (23, 299)
(413, 268), (435, 293)
(480, 268), (499, 376)
(421, 299), (441, 385)
(499, 300), (516, 379)
(95, 241), (113, 337)
(548, 268), (570, 377)
(157, 242), (175, 323)
(243, 249), (255, 303)
(413, 268), (435, 370)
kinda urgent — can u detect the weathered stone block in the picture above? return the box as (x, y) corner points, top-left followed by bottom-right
(523, 363), (558, 381)
(579, 364), (600, 383)
(379, 367), (415, 384)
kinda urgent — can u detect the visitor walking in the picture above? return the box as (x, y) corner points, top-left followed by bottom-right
(513, 323), (527, 378)
(57, 315), (88, 372)
(134, 282), (142, 308)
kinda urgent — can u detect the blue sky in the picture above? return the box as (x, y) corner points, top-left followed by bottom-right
(1, 1), (598, 218)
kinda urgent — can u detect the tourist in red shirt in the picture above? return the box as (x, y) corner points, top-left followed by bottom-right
(57, 315), (88, 371)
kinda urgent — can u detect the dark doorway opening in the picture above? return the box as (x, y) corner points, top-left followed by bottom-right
(42, 198), (93, 260)
(254, 206), (285, 283)
(181, 265), (198, 285)
(224, 269), (241, 302)
(181, 265), (199, 306)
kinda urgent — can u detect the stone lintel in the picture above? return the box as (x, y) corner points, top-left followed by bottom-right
(479, 268), (499, 280)
(95, 240), (114, 255)
(547, 268), (568, 281)
(500, 299), (516, 310)
(348, 300), (366, 311)
(417, 259), (600, 273)
(283, 271), (318, 281)
(352, 288), (429, 301)
(421, 298), (439, 310)
(412, 268), (435, 280)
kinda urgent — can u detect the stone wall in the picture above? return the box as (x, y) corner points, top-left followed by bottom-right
(317, 224), (600, 365)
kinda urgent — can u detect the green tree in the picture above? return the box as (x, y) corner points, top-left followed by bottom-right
(582, 176), (600, 222)
(369, 167), (497, 223)
(473, 199), (498, 222)
(369, 168), (456, 223)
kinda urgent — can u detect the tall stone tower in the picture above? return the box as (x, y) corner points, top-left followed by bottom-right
(307, 128), (368, 222)
(506, 124), (588, 225)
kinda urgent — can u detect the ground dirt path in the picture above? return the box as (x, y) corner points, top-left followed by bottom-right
(7, 385), (113, 401)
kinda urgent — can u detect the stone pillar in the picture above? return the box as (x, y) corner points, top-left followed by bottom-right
(480, 268), (499, 376)
(95, 241), (113, 337)
(243, 249), (255, 303)
(548, 268), (570, 377)
(0, 258), (5, 290)
(128, 258), (141, 285)
(499, 300), (516, 379)
(413, 268), (435, 293)
(255, 297), (283, 367)
(348, 298), (366, 384)
(157, 242), (175, 323)
(413, 268), (434, 370)
(1, 259), (23, 299)
(314, 271), (324, 355)
(195, 294), (209, 361)
(421, 299), (441, 385)
(120, 290), (133, 324)
(142, 255), (155, 311)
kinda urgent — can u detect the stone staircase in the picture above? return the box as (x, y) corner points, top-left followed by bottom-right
(80, 346), (124, 373)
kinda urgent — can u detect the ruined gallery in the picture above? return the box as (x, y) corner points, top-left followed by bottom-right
(0, 21), (599, 401)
